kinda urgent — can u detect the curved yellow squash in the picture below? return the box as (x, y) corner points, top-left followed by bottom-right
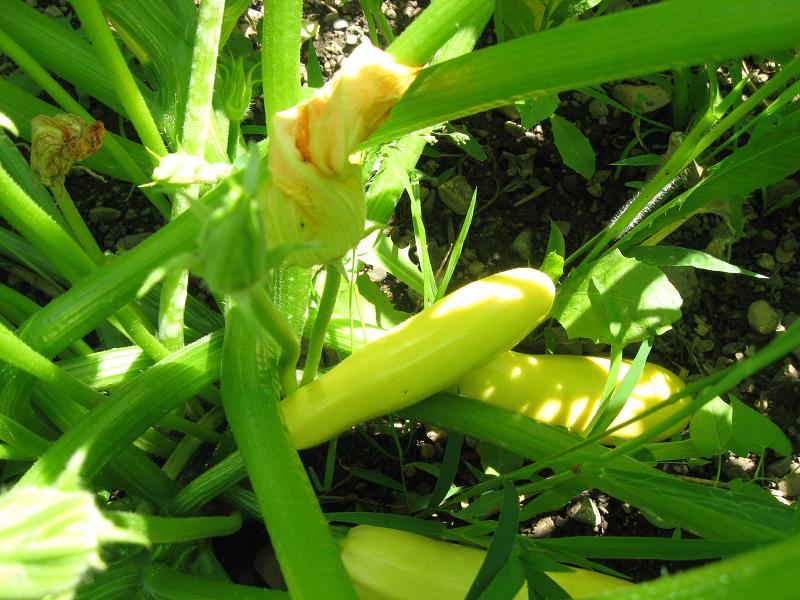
(282, 269), (555, 449)
(458, 352), (691, 442)
(340, 525), (633, 599)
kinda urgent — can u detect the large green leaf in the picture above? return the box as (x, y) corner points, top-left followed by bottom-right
(729, 395), (792, 457)
(552, 249), (682, 346)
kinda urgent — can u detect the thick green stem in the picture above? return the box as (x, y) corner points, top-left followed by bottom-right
(71, 0), (167, 159)
(158, 0), (224, 351)
(227, 119), (241, 161)
(301, 264), (341, 385)
(261, 0), (303, 122)
(182, 0), (225, 158)
(221, 302), (357, 599)
(238, 285), (300, 394)
(50, 184), (105, 265)
(388, 0), (493, 66)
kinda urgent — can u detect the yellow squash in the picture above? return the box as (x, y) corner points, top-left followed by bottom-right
(457, 352), (691, 442)
(340, 525), (633, 599)
(281, 268), (555, 449)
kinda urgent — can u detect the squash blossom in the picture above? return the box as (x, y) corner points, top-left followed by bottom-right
(261, 42), (418, 267)
(30, 114), (105, 187)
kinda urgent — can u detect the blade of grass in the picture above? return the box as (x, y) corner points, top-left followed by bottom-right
(436, 189), (476, 300)
(465, 481), (521, 600)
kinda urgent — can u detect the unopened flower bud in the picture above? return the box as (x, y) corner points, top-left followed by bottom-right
(30, 113), (104, 187)
(260, 42), (418, 267)
(199, 182), (270, 295)
(218, 54), (258, 123)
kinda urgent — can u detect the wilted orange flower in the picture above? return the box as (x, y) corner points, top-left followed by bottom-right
(261, 42), (419, 267)
(30, 114), (105, 187)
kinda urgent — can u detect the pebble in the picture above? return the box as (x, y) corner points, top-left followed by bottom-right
(437, 175), (473, 215)
(767, 456), (796, 477)
(567, 497), (602, 527)
(531, 516), (558, 538)
(588, 99), (609, 120)
(419, 442), (436, 459)
(721, 342), (742, 355)
(723, 456), (755, 480)
(345, 33), (359, 46)
(467, 260), (486, 277)
(756, 253), (775, 270)
(586, 182), (603, 197)
(42, 5), (63, 18)
(510, 229), (534, 263)
(89, 206), (121, 224)
(775, 246), (795, 264)
(694, 338), (715, 353)
(331, 18), (348, 30)
(116, 232), (150, 251)
(747, 300), (781, 335)
(611, 84), (670, 113)
(367, 265), (387, 283)
(503, 120), (526, 138)
(779, 473), (800, 498)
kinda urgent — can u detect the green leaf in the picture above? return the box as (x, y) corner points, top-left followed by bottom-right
(624, 245), (766, 278)
(549, 114), (596, 179)
(539, 220), (566, 283)
(728, 395), (791, 457)
(627, 104), (800, 245)
(346, 467), (406, 492)
(516, 93), (559, 129)
(552, 249), (682, 346)
(689, 396), (733, 456)
(598, 532), (800, 600)
(595, 468), (791, 541)
(476, 441), (525, 476)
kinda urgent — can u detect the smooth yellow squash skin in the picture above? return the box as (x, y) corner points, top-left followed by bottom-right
(458, 352), (691, 442)
(281, 268), (555, 449)
(340, 525), (632, 599)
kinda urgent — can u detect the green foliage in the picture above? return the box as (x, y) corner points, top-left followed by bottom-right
(729, 395), (792, 457)
(0, 0), (798, 597)
(689, 396), (733, 456)
(549, 113), (596, 179)
(553, 250), (682, 346)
